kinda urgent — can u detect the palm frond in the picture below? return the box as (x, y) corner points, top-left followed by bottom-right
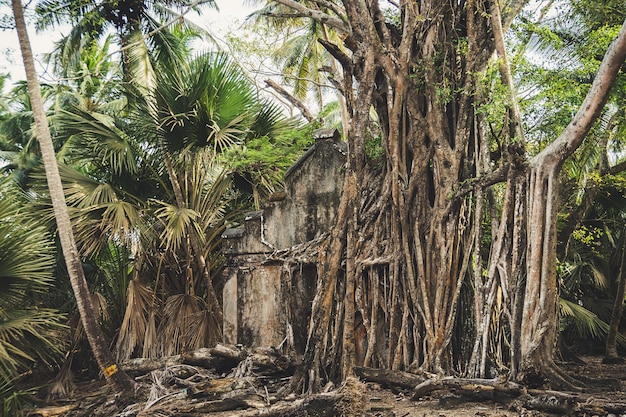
(125, 29), (157, 92)
(559, 298), (624, 345)
(0, 181), (55, 300)
(153, 202), (203, 253)
(185, 310), (220, 350)
(54, 107), (139, 176)
(158, 294), (204, 356)
(0, 308), (66, 384)
(116, 279), (153, 361)
(142, 309), (160, 358)
(156, 52), (257, 154)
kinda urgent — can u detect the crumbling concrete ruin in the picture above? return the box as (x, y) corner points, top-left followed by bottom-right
(222, 129), (347, 353)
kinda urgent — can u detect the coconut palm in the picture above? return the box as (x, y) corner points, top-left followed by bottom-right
(0, 81), (56, 187)
(35, 0), (213, 88)
(248, 1), (348, 132)
(11, 0), (135, 392)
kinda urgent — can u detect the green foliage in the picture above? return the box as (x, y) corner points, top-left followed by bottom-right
(571, 0), (626, 29)
(0, 177), (66, 415)
(221, 122), (316, 207)
(559, 298), (618, 342)
(558, 180), (626, 351)
(475, 63), (508, 148)
(155, 52), (294, 154)
(571, 225), (604, 249)
(514, 3), (626, 156)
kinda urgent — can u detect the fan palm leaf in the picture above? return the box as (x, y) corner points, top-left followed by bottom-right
(559, 298), (624, 345)
(0, 177), (65, 397)
(158, 294), (204, 356)
(115, 278), (153, 360)
(155, 52), (257, 154)
(55, 107), (140, 176)
(153, 203), (203, 253)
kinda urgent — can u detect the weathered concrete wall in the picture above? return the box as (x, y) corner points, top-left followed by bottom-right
(264, 129), (346, 249)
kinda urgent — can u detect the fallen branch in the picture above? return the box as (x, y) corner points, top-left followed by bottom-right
(121, 344), (297, 376)
(355, 366), (426, 390)
(412, 377), (526, 400)
(231, 377), (367, 417)
(409, 375), (626, 416)
(28, 405), (77, 416)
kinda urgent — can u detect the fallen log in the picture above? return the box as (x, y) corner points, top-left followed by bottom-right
(520, 390), (578, 414)
(521, 389), (626, 416)
(28, 404), (77, 416)
(137, 392), (267, 416)
(409, 376), (626, 416)
(355, 366), (426, 390)
(121, 344), (297, 376)
(187, 377), (256, 398)
(412, 377), (526, 400)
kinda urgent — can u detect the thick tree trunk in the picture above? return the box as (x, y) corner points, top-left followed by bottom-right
(516, 17), (626, 387)
(293, 0), (497, 389)
(518, 159), (573, 388)
(271, 0), (626, 392)
(11, 0), (135, 393)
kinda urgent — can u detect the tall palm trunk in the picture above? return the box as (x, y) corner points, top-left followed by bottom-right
(11, 0), (135, 393)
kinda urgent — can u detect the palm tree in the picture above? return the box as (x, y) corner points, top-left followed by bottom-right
(249, 1), (349, 133)
(35, 0), (214, 88)
(47, 47), (295, 357)
(10, 0), (135, 393)
(148, 51), (295, 353)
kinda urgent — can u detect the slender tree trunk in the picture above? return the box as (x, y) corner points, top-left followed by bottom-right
(11, 0), (135, 393)
(162, 149), (223, 335)
(605, 237), (626, 362)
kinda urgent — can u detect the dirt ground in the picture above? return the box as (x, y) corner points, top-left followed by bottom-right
(26, 355), (626, 417)
(361, 382), (518, 417)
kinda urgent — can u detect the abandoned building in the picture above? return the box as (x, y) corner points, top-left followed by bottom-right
(221, 128), (347, 354)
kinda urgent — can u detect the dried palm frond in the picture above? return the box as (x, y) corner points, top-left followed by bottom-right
(185, 309), (220, 351)
(92, 291), (111, 325)
(116, 279), (153, 361)
(142, 309), (160, 359)
(47, 353), (75, 399)
(158, 294), (204, 356)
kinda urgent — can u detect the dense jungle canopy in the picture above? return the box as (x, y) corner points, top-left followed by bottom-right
(1, 0), (626, 414)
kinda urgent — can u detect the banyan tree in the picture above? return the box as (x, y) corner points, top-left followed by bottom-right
(258, 0), (626, 392)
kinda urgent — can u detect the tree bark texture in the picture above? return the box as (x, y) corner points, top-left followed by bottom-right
(290, 0), (500, 390)
(11, 0), (136, 393)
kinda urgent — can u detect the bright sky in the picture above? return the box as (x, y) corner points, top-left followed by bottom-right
(0, 0), (255, 87)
